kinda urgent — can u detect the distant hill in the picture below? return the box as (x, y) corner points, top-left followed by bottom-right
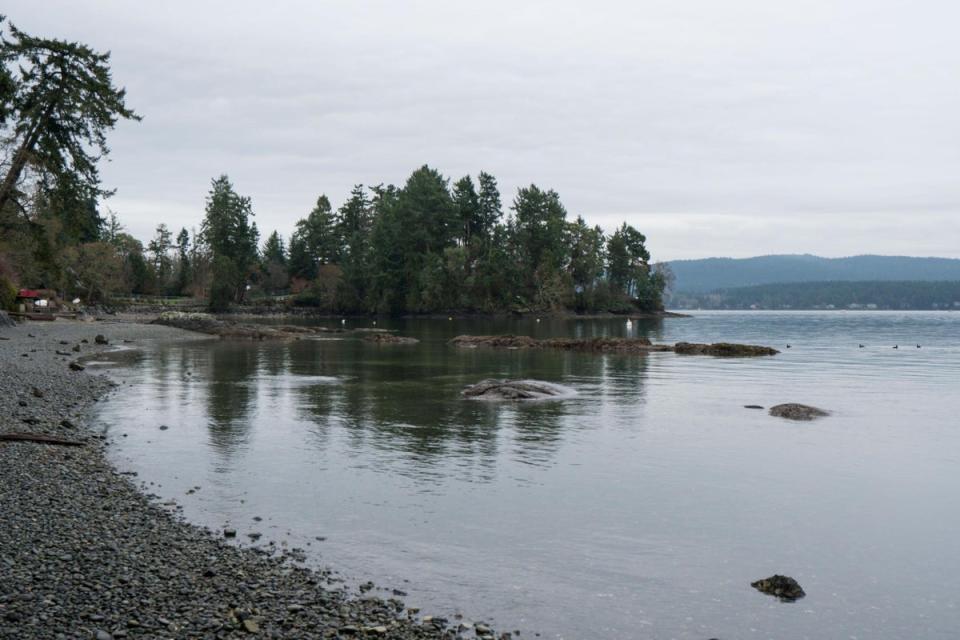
(672, 280), (960, 310)
(667, 255), (960, 293)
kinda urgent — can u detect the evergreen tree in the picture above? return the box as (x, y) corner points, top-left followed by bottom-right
(0, 19), (140, 215)
(288, 195), (337, 279)
(567, 216), (606, 308)
(607, 223), (654, 305)
(511, 185), (569, 300)
(476, 171), (502, 240)
(452, 175), (480, 244)
(262, 230), (286, 265)
(147, 223), (173, 283)
(174, 227), (190, 295)
(199, 175), (258, 307)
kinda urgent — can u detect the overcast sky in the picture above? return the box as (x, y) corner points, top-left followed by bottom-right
(6, 0), (960, 260)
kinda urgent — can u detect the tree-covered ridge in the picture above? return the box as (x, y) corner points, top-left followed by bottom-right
(201, 165), (666, 314)
(668, 254), (960, 294)
(674, 280), (960, 310)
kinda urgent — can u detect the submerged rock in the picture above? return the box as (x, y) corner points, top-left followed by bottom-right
(769, 403), (829, 421)
(673, 342), (779, 357)
(751, 574), (806, 601)
(462, 379), (572, 401)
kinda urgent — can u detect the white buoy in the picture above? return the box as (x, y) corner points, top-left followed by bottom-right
(373, 320), (377, 326)
(625, 319), (633, 329)
(341, 318), (346, 325)
(536, 318), (541, 323)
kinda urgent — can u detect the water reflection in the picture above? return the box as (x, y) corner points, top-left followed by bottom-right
(114, 319), (658, 480)
(97, 313), (960, 640)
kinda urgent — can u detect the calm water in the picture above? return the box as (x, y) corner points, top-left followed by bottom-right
(94, 312), (960, 639)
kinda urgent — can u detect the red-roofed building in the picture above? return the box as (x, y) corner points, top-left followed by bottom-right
(14, 288), (57, 313)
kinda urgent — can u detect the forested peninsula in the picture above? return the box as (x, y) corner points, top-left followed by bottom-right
(0, 19), (667, 318)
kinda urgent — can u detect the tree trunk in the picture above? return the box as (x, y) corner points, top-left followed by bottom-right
(0, 103), (54, 214)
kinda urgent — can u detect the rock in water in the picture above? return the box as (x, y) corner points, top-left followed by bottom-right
(751, 574), (806, 601)
(95, 334), (109, 344)
(769, 403), (829, 421)
(673, 342), (779, 357)
(0, 310), (16, 328)
(69, 361), (85, 371)
(462, 379), (572, 400)
(362, 332), (419, 344)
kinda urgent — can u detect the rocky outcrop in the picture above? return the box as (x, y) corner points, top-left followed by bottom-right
(0, 311), (17, 328)
(450, 335), (777, 357)
(461, 379), (573, 400)
(450, 335), (672, 352)
(751, 575), (806, 601)
(769, 403), (829, 421)
(673, 342), (779, 357)
(363, 333), (419, 344)
(151, 312), (345, 340)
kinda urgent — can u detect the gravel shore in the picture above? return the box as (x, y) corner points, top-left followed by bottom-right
(0, 319), (502, 640)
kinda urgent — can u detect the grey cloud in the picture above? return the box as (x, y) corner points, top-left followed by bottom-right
(7, 0), (959, 259)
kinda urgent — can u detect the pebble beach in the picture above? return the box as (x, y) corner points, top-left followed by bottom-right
(0, 318), (500, 640)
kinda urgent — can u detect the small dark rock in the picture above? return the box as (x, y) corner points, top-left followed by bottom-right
(224, 528), (237, 538)
(744, 404), (764, 409)
(769, 403), (829, 421)
(751, 574), (806, 601)
(72, 344), (81, 352)
(69, 361), (85, 371)
(95, 334), (109, 344)
(31, 387), (44, 398)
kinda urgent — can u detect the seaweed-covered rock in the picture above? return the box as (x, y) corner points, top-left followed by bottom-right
(673, 342), (779, 357)
(751, 574), (806, 601)
(450, 335), (665, 352)
(769, 403), (829, 421)
(462, 379), (573, 400)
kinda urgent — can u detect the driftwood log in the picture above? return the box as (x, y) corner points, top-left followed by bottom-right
(0, 433), (84, 446)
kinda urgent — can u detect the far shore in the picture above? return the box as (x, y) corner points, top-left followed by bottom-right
(105, 303), (692, 322)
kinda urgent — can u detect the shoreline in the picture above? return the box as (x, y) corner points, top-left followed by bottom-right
(0, 319), (503, 639)
(107, 305), (691, 322)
